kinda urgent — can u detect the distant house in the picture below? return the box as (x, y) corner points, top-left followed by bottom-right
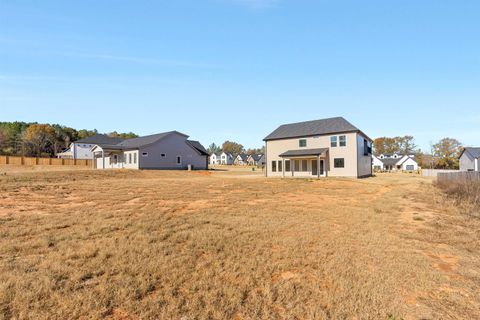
(234, 153), (249, 166)
(247, 154), (264, 166)
(459, 147), (480, 172)
(209, 152), (234, 165)
(372, 153), (419, 172)
(91, 131), (208, 170)
(57, 134), (124, 159)
(264, 117), (373, 178)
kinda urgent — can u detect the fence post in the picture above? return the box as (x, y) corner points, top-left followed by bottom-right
(21, 156), (24, 165)
(49, 158), (52, 165)
(6, 156), (9, 165)
(35, 157), (39, 165)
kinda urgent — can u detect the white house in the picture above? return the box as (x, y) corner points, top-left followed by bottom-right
(246, 154), (264, 166)
(234, 153), (248, 165)
(459, 147), (480, 172)
(57, 134), (124, 159)
(372, 153), (419, 171)
(209, 152), (234, 165)
(91, 131), (208, 170)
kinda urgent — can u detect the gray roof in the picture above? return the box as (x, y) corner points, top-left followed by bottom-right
(116, 131), (187, 149)
(236, 153), (248, 161)
(250, 154), (263, 161)
(76, 134), (124, 145)
(186, 140), (209, 156)
(380, 158), (401, 166)
(279, 148), (329, 157)
(463, 147), (480, 159)
(264, 117), (368, 141)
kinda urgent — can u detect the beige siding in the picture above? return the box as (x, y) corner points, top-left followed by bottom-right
(266, 132), (360, 178)
(356, 134), (373, 177)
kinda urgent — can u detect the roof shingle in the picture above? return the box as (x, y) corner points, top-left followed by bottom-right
(264, 117), (364, 141)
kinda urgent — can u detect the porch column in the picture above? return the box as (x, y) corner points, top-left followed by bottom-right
(292, 158), (295, 177)
(317, 155), (320, 179)
(102, 150), (105, 169)
(282, 159), (285, 178)
(475, 158), (478, 172)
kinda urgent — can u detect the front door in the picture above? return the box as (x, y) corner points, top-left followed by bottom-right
(312, 159), (318, 176)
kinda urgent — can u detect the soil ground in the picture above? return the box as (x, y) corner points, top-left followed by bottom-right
(0, 166), (479, 319)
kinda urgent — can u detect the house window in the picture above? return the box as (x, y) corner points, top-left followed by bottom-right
(363, 139), (370, 156)
(294, 160), (300, 171)
(301, 160), (308, 172)
(133, 153), (137, 164)
(129, 153), (132, 164)
(272, 161), (277, 172)
(285, 160), (291, 172)
(331, 136), (337, 147)
(334, 158), (345, 168)
(113, 155), (118, 164)
(176, 156), (182, 165)
(278, 160), (283, 172)
(406, 165), (414, 171)
(299, 139), (307, 147)
(161, 153), (166, 158)
(339, 135), (346, 147)
(142, 152), (148, 157)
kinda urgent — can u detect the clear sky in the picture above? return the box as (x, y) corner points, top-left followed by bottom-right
(1, 0), (479, 151)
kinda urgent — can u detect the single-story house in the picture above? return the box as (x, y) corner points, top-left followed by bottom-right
(459, 147), (480, 172)
(246, 154), (264, 166)
(264, 117), (373, 178)
(91, 131), (208, 170)
(234, 153), (248, 165)
(57, 134), (124, 159)
(210, 152), (234, 165)
(372, 153), (419, 171)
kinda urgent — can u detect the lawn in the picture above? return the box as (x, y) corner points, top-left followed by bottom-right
(0, 168), (479, 319)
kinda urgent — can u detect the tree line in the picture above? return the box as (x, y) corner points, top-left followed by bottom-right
(207, 141), (265, 156)
(373, 135), (464, 169)
(0, 122), (137, 157)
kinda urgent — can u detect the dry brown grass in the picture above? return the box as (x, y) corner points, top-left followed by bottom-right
(436, 176), (480, 216)
(0, 168), (479, 319)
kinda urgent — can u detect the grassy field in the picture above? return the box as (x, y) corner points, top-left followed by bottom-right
(0, 167), (479, 319)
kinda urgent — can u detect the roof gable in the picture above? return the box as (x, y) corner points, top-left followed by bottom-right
(264, 117), (363, 141)
(116, 131), (188, 149)
(463, 147), (480, 159)
(186, 140), (208, 156)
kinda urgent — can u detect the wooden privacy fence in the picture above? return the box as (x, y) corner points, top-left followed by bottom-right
(0, 156), (92, 167)
(437, 171), (480, 183)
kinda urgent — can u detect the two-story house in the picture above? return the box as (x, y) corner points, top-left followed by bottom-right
(263, 117), (372, 178)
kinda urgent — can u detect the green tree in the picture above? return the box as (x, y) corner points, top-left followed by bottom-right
(108, 131), (138, 139)
(222, 141), (244, 155)
(23, 124), (57, 156)
(246, 146), (265, 155)
(396, 135), (418, 154)
(207, 143), (221, 155)
(432, 138), (463, 169)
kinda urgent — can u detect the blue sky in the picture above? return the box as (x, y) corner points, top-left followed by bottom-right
(1, 0), (479, 151)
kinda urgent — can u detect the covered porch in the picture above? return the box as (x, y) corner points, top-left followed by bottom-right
(279, 148), (329, 178)
(92, 145), (125, 169)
